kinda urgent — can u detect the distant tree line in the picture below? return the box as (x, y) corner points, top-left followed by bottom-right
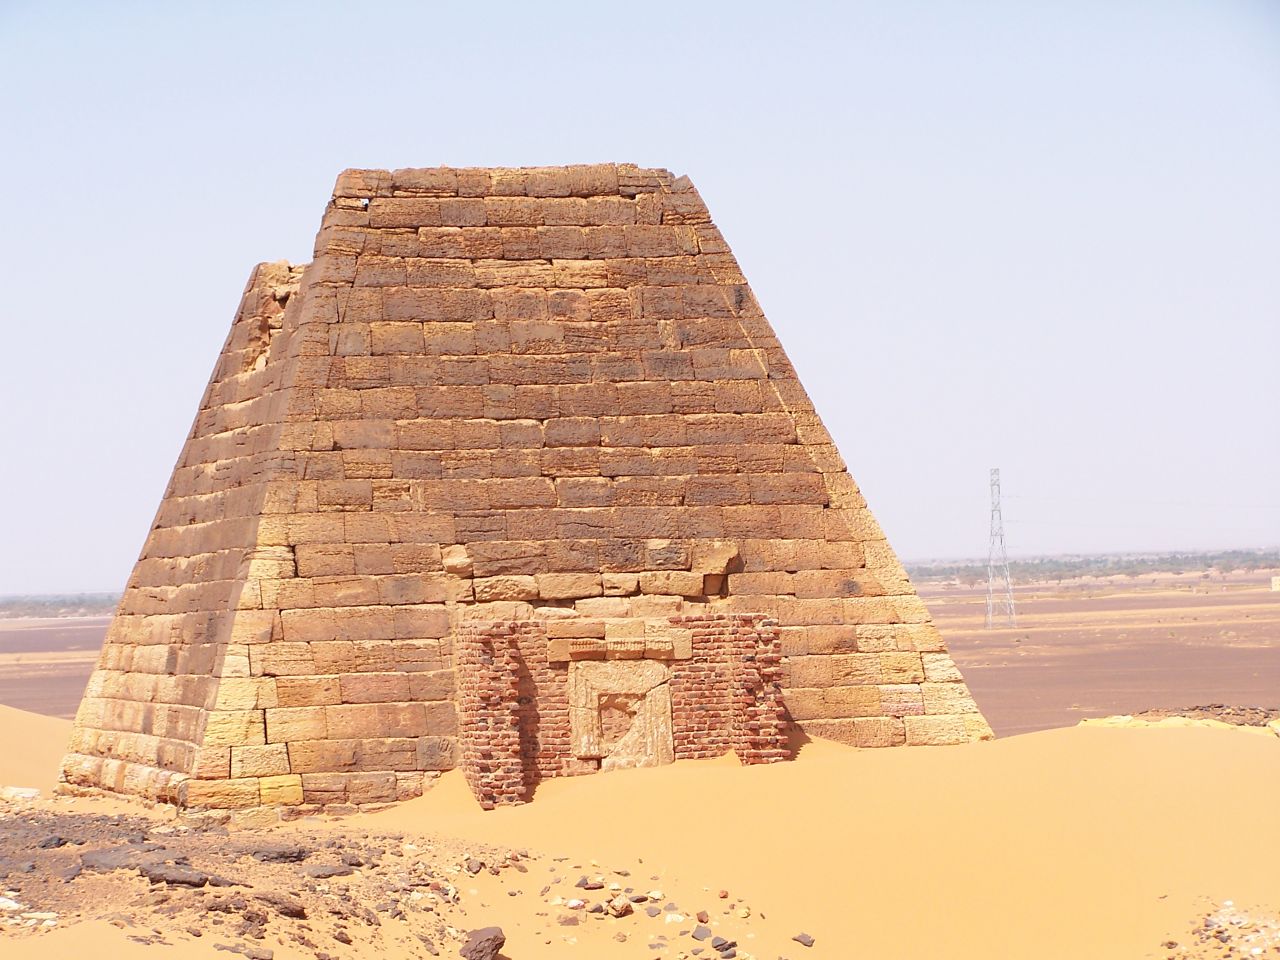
(0, 593), (120, 618)
(906, 549), (1280, 585)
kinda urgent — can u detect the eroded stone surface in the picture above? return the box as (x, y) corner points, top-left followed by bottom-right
(569, 660), (673, 769)
(61, 165), (991, 812)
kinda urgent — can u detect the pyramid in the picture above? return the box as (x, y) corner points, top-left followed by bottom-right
(62, 164), (992, 812)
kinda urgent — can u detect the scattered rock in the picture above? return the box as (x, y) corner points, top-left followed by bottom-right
(608, 895), (633, 918)
(693, 924), (713, 940)
(459, 926), (506, 960)
(793, 931), (816, 947)
(213, 945), (274, 960)
(256, 891), (307, 919)
(250, 846), (310, 864)
(139, 864), (210, 887)
(81, 845), (163, 872)
(301, 863), (353, 879)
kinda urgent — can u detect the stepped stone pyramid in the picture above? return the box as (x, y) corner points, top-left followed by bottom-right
(62, 164), (992, 812)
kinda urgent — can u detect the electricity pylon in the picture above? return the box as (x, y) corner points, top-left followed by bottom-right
(985, 468), (1016, 628)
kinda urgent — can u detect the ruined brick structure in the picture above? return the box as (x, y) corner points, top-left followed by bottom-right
(61, 164), (992, 812)
(456, 614), (789, 808)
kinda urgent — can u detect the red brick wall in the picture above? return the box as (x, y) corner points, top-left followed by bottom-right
(671, 614), (791, 764)
(459, 614), (790, 807)
(456, 623), (527, 809)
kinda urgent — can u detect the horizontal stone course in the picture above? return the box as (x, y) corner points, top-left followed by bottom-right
(61, 166), (991, 813)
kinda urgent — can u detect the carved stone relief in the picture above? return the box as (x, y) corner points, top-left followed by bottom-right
(568, 659), (674, 771)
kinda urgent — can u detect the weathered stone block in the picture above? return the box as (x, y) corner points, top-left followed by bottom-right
(230, 743), (291, 778)
(265, 706), (328, 743)
(537, 573), (603, 600)
(203, 710), (266, 748)
(904, 715), (970, 746)
(259, 774), (304, 805)
(474, 576), (539, 602)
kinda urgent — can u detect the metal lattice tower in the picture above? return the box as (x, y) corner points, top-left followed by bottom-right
(985, 467), (1016, 628)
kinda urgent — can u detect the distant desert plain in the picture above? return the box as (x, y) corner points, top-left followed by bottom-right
(1, 566), (1278, 960)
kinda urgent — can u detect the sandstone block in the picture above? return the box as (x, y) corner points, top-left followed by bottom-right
(879, 652), (926, 684)
(274, 676), (342, 708)
(203, 710), (266, 748)
(921, 682), (980, 715)
(182, 778), (260, 809)
(407, 669), (455, 701)
(801, 717), (906, 748)
(416, 736), (458, 771)
(603, 619), (645, 640)
(259, 774), (304, 805)
(474, 576), (539, 602)
(822, 685), (881, 718)
(638, 571), (704, 597)
(602, 572), (639, 596)
(340, 672), (412, 703)
(228, 610), (277, 645)
(537, 573), (603, 600)
(266, 706), (328, 743)
(230, 743), (291, 778)
(347, 772), (398, 804)
(904, 715), (970, 746)
(326, 703), (428, 740)
(965, 715), (996, 741)
(250, 642), (315, 678)
(417, 700), (453, 737)
(545, 619), (606, 639)
(921, 653), (964, 683)
(216, 677), (278, 711)
(393, 605), (451, 639)
(190, 746), (231, 779)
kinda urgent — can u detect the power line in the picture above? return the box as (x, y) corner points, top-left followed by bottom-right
(1006, 494), (1280, 510)
(986, 468), (1016, 629)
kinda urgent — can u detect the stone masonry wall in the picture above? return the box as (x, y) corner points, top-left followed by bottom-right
(62, 261), (305, 806)
(63, 164), (992, 812)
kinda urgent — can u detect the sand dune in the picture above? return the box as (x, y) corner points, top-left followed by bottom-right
(0, 704), (71, 793)
(3, 703), (1279, 958)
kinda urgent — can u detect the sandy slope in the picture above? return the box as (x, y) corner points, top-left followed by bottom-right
(0, 704), (71, 793)
(3, 706), (1279, 959)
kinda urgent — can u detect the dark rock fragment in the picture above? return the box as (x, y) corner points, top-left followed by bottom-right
(460, 926), (506, 960)
(140, 863), (210, 887)
(256, 891), (307, 919)
(301, 863), (353, 879)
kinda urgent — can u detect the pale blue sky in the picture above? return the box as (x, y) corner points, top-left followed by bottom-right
(1, 1), (1277, 593)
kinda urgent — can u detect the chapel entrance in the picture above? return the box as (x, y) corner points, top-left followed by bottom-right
(568, 660), (674, 771)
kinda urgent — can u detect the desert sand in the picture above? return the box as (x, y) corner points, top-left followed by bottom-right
(7, 573), (1277, 734)
(928, 569), (1280, 735)
(3, 702), (1279, 959)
